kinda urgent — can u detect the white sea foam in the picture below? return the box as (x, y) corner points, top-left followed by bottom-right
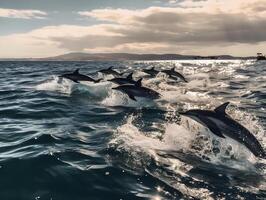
(109, 112), (264, 199)
(36, 76), (74, 94)
(101, 90), (157, 107)
(38, 62), (265, 170)
(110, 110), (263, 172)
(36, 76), (112, 99)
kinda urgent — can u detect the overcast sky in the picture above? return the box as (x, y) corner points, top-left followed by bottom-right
(1, 0), (266, 58)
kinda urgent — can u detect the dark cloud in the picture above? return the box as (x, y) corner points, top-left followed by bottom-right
(51, 10), (266, 52)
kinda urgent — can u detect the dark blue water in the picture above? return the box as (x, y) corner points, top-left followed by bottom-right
(0, 60), (265, 200)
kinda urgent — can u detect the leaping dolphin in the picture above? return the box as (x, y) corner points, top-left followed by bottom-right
(112, 78), (160, 101)
(109, 72), (137, 85)
(142, 67), (159, 77)
(162, 67), (187, 82)
(59, 69), (101, 83)
(98, 66), (123, 77)
(180, 102), (265, 159)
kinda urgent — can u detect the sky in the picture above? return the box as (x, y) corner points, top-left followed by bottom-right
(1, 0), (266, 58)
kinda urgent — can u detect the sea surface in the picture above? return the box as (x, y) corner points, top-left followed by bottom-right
(0, 60), (265, 200)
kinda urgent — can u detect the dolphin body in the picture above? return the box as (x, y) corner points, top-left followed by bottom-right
(98, 66), (123, 77)
(112, 78), (160, 101)
(162, 67), (187, 82)
(180, 102), (265, 159)
(109, 72), (137, 85)
(142, 67), (159, 77)
(59, 69), (101, 83)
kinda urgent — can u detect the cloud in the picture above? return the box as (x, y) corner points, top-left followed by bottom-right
(65, 1), (266, 52)
(0, 24), (119, 58)
(1, 0), (266, 57)
(0, 8), (47, 19)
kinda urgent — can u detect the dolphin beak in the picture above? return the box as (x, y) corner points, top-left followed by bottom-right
(112, 87), (119, 90)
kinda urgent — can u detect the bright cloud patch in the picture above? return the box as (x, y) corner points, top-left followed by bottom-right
(0, 8), (47, 19)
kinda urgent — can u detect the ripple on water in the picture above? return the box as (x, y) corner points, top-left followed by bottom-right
(0, 60), (265, 200)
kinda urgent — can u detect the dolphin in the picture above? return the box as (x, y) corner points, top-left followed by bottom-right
(109, 72), (137, 85)
(142, 67), (159, 77)
(180, 102), (265, 159)
(112, 78), (160, 101)
(162, 67), (187, 82)
(59, 69), (102, 83)
(98, 66), (123, 77)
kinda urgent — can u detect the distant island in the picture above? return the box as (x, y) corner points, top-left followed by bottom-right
(0, 52), (255, 61)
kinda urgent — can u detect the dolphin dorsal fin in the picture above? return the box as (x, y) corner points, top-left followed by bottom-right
(135, 78), (142, 87)
(73, 69), (80, 74)
(214, 102), (230, 114)
(171, 67), (175, 71)
(126, 72), (133, 80)
(108, 66), (113, 70)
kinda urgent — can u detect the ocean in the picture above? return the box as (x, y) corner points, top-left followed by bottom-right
(0, 60), (265, 200)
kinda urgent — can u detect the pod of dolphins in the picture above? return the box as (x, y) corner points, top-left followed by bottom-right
(59, 66), (265, 160)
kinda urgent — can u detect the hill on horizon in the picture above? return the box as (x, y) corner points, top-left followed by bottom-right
(38, 52), (252, 61)
(0, 52), (254, 61)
